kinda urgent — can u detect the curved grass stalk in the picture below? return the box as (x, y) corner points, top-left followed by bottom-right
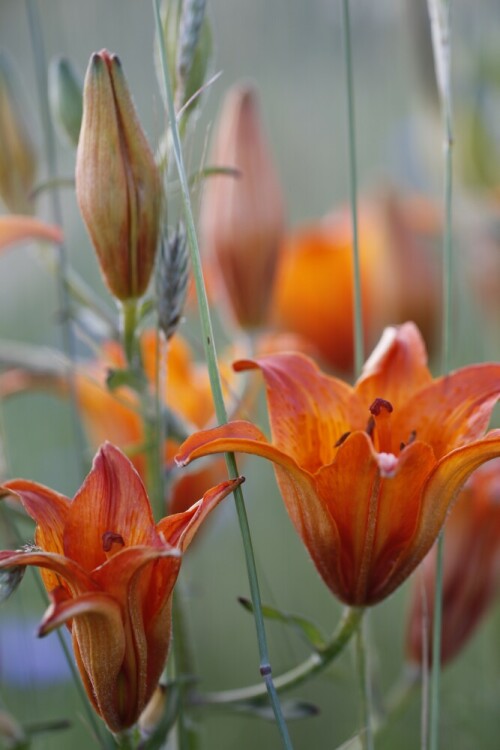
(426, 2), (454, 748)
(341, 0), (364, 377)
(196, 606), (364, 705)
(153, 1), (294, 746)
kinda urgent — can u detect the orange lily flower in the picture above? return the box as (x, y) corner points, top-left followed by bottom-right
(406, 457), (500, 667)
(176, 322), (500, 606)
(0, 442), (241, 731)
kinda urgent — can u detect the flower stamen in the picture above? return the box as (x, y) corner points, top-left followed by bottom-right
(369, 397), (393, 416)
(334, 431), (351, 448)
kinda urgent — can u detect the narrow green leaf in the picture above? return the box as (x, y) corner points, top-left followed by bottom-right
(231, 699), (319, 722)
(106, 368), (147, 393)
(238, 597), (327, 652)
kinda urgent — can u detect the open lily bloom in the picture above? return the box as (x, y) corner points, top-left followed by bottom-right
(0, 443), (241, 731)
(177, 323), (500, 606)
(406, 458), (500, 667)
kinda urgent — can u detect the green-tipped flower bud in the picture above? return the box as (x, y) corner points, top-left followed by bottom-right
(76, 50), (162, 301)
(49, 56), (83, 148)
(155, 0), (212, 116)
(0, 51), (37, 214)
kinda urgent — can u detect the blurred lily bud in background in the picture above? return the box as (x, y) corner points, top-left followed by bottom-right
(0, 50), (37, 214)
(49, 56), (83, 148)
(378, 190), (442, 352)
(405, 458), (500, 669)
(200, 83), (285, 331)
(76, 50), (162, 302)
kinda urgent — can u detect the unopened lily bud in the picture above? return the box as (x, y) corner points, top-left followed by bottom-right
(155, 0), (212, 116)
(200, 84), (285, 330)
(157, 223), (189, 341)
(76, 50), (162, 301)
(0, 51), (37, 214)
(49, 56), (83, 148)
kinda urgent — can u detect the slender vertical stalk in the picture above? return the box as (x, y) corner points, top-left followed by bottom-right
(153, 2), (293, 747)
(426, 3), (453, 749)
(355, 619), (374, 750)
(172, 589), (201, 750)
(341, 3), (373, 745)
(120, 300), (165, 520)
(341, 0), (364, 376)
(25, 0), (88, 476)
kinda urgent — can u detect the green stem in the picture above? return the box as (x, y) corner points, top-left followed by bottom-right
(172, 589), (201, 750)
(25, 0), (88, 478)
(429, 530), (445, 750)
(153, 2), (293, 747)
(356, 620), (374, 750)
(119, 299), (165, 519)
(120, 299), (140, 367)
(113, 730), (136, 749)
(341, 0), (364, 376)
(196, 606), (364, 705)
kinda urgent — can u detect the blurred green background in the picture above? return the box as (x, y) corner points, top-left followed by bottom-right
(0, 1), (500, 748)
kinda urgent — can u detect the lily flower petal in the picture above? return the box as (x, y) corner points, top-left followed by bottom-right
(406, 457), (500, 667)
(0, 216), (62, 251)
(356, 322), (432, 411)
(63, 443), (158, 571)
(0, 549), (95, 594)
(176, 422), (342, 594)
(157, 477), (244, 552)
(391, 430), (500, 596)
(234, 355), (364, 472)
(393, 366), (500, 458)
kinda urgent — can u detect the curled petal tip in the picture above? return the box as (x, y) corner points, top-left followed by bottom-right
(233, 358), (258, 373)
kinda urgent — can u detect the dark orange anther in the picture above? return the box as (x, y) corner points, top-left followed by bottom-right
(369, 398), (393, 416)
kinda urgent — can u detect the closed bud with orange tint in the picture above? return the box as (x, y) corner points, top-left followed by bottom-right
(200, 83), (285, 330)
(76, 50), (162, 301)
(0, 51), (37, 215)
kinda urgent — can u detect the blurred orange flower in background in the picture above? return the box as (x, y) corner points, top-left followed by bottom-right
(75, 331), (232, 515)
(271, 194), (442, 374)
(271, 204), (398, 373)
(0, 443), (241, 731)
(177, 323), (500, 606)
(0, 331), (232, 516)
(405, 457), (500, 668)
